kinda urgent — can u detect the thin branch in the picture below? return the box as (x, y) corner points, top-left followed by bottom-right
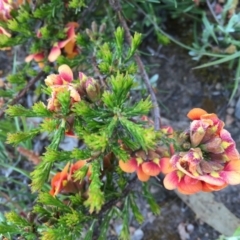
(77, 0), (99, 26)
(91, 56), (107, 88)
(108, 0), (161, 130)
(0, 71), (45, 119)
(96, 175), (137, 217)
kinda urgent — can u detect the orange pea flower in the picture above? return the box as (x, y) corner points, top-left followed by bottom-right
(49, 160), (91, 196)
(50, 162), (70, 196)
(25, 52), (45, 68)
(119, 125), (174, 182)
(48, 22), (79, 62)
(45, 64), (80, 111)
(163, 108), (240, 194)
(119, 157), (150, 182)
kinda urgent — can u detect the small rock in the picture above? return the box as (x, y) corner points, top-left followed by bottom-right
(178, 223), (189, 240)
(150, 186), (159, 194)
(131, 229), (144, 240)
(186, 224), (194, 233)
(227, 107), (234, 115)
(129, 226), (136, 235)
(225, 114), (235, 126)
(59, 136), (78, 151)
(147, 212), (156, 224)
(114, 224), (123, 235)
(229, 99), (236, 107)
(235, 97), (240, 119)
(215, 83), (222, 90)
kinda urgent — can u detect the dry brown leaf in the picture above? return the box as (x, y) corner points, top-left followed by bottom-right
(17, 147), (41, 165)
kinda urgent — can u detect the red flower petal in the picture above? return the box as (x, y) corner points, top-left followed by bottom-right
(187, 108), (207, 120)
(163, 171), (180, 190)
(48, 46), (61, 62)
(137, 164), (150, 182)
(220, 129), (239, 161)
(142, 161), (161, 176)
(50, 162), (70, 196)
(202, 182), (227, 192)
(220, 161), (240, 184)
(177, 175), (202, 194)
(34, 52), (45, 62)
(25, 54), (34, 62)
(160, 157), (174, 174)
(119, 158), (137, 173)
(198, 174), (225, 186)
(58, 64), (73, 82)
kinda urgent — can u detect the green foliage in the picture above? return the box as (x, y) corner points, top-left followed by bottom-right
(142, 182), (160, 215)
(40, 118), (59, 132)
(84, 160), (105, 213)
(73, 164), (89, 181)
(6, 105), (35, 117)
(31, 120), (66, 192)
(129, 194), (144, 224)
(120, 118), (156, 150)
(5, 212), (29, 227)
(69, 0), (86, 9)
(57, 90), (71, 115)
(84, 132), (108, 152)
(33, 0), (65, 20)
(0, 89), (13, 97)
(119, 197), (130, 240)
(37, 192), (71, 211)
(6, 128), (40, 145)
(97, 210), (113, 240)
(71, 148), (92, 159)
(32, 102), (53, 117)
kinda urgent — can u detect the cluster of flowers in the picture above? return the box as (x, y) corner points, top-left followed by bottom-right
(45, 65), (240, 196)
(119, 126), (174, 181)
(26, 22), (79, 68)
(0, 0), (79, 64)
(45, 64), (100, 112)
(120, 108), (240, 194)
(50, 160), (91, 196)
(50, 154), (112, 196)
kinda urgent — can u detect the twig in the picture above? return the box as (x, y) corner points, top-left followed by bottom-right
(96, 175), (137, 216)
(0, 71), (45, 119)
(91, 56), (107, 88)
(91, 175), (137, 239)
(77, 0), (99, 26)
(108, 0), (161, 130)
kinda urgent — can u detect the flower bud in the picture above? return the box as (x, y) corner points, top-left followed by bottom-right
(85, 78), (101, 102)
(91, 21), (98, 33)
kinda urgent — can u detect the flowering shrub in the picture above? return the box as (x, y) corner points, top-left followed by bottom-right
(0, 0), (240, 239)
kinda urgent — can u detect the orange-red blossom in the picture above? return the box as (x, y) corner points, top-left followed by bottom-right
(119, 126), (174, 182)
(163, 108), (240, 194)
(45, 64), (80, 111)
(119, 109), (240, 194)
(48, 22), (79, 62)
(25, 22), (79, 67)
(50, 160), (91, 196)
